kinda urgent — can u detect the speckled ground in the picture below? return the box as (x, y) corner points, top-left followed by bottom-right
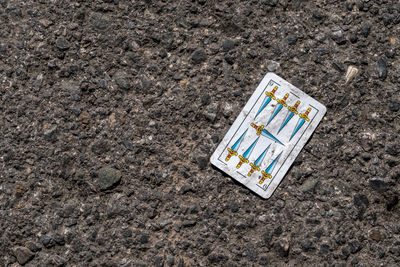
(1, 0), (400, 266)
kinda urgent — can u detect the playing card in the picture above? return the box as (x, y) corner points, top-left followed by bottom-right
(210, 73), (327, 199)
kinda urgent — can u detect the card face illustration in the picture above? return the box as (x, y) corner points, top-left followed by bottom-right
(210, 73), (327, 199)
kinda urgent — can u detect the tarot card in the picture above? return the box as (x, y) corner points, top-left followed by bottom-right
(210, 73), (327, 199)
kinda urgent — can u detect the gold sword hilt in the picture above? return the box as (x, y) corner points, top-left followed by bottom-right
(247, 163), (260, 176)
(299, 107), (311, 121)
(259, 170), (272, 184)
(225, 148), (238, 161)
(250, 123), (264, 136)
(265, 86), (278, 99)
(288, 100), (300, 114)
(276, 93), (289, 107)
(236, 155), (249, 169)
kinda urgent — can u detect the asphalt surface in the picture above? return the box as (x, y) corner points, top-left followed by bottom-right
(1, 0), (400, 266)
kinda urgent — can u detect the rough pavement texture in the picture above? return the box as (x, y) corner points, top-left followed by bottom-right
(1, 0), (400, 266)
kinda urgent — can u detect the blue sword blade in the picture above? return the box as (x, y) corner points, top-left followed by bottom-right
(278, 111), (295, 134)
(267, 104), (283, 125)
(231, 129), (248, 151)
(242, 137), (259, 159)
(255, 97), (272, 118)
(290, 119), (305, 141)
(265, 152), (282, 174)
(261, 129), (284, 145)
(254, 145), (270, 166)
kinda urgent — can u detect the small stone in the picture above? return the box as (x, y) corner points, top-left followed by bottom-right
(196, 156), (208, 170)
(139, 233), (149, 244)
(319, 244), (330, 255)
(275, 238), (290, 257)
(349, 34), (358, 44)
(154, 256), (164, 267)
(204, 106), (217, 122)
(58, 204), (76, 218)
(361, 152), (371, 161)
(29, 73), (43, 92)
(166, 256), (174, 266)
(56, 37), (70, 50)
(109, 113), (116, 127)
(26, 241), (41, 252)
(97, 167), (122, 191)
(222, 39), (235, 52)
(89, 12), (110, 30)
(156, 218), (172, 230)
(114, 71), (130, 90)
(315, 33), (326, 42)
(43, 125), (58, 142)
(224, 54), (234, 65)
(389, 100), (400, 112)
(360, 23), (371, 38)
(354, 194), (369, 209)
(312, 11), (325, 20)
(230, 201), (239, 213)
(369, 229), (382, 242)
(208, 253), (228, 263)
(121, 229), (132, 238)
(385, 144), (399, 156)
(301, 178), (320, 193)
(41, 235), (54, 248)
(258, 214), (267, 222)
(218, 217), (228, 228)
(267, 60), (280, 72)
(180, 184), (195, 194)
(332, 61), (345, 72)
(300, 239), (315, 252)
(182, 220), (196, 227)
(369, 178), (388, 192)
(222, 102), (233, 118)
(0, 43), (6, 55)
(386, 195), (399, 211)
(201, 94), (211, 106)
(191, 49), (206, 64)
(155, 241), (165, 249)
(61, 80), (81, 101)
(49, 255), (67, 266)
(331, 29), (346, 45)
(15, 184), (26, 197)
(233, 90), (242, 97)
(376, 57), (388, 80)
(287, 34), (297, 45)
(159, 49), (167, 58)
(258, 254), (269, 265)
(341, 247), (350, 259)
(65, 218), (77, 227)
(345, 66), (358, 84)
(54, 233), (65, 245)
(39, 19), (52, 28)
(78, 111), (91, 125)
(348, 240), (362, 254)
(13, 246), (34, 265)
(91, 140), (110, 155)
(262, 0), (278, 7)
(47, 61), (58, 69)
